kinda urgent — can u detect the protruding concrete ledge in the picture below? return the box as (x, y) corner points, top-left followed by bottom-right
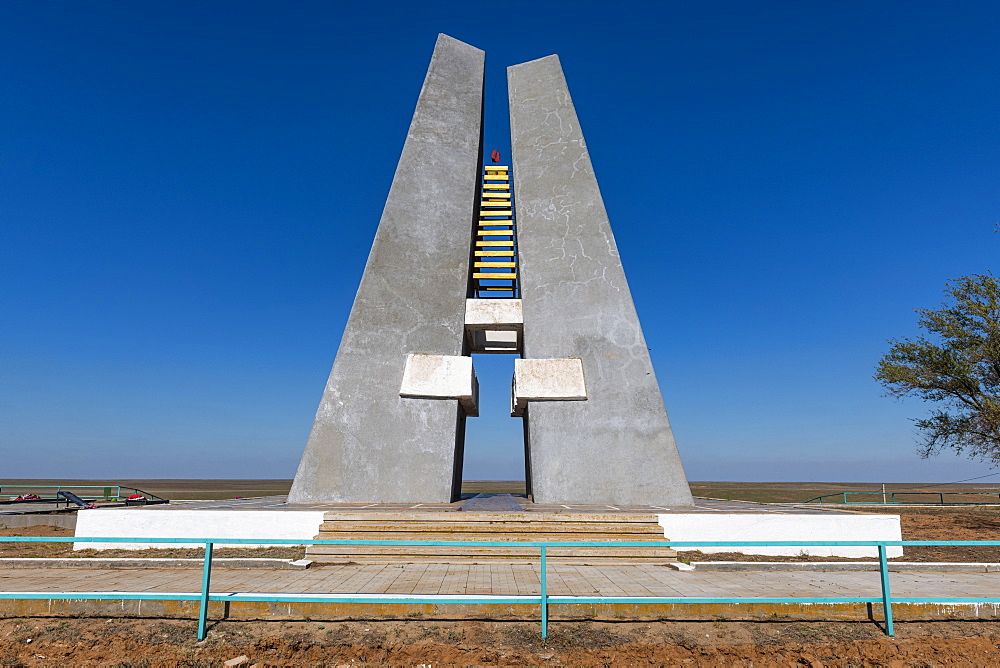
(399, 353), (479, 417)
(465, 299), (522, 329)
(511, 358), (586, 417)
(465, 299), (523, 353)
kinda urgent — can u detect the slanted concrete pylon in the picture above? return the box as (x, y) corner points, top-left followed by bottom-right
(290, 39), (693, 507)
(508, 55), (694, 506)
(288, 34), (485, 503)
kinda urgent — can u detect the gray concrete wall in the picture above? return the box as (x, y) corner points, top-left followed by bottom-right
(508, 55), (694, 506)
(289, 34), (484, 503)
(0, 513), (77, 530)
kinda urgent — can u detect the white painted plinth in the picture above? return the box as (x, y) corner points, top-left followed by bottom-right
(658, 513), (903, 558)
(74, 510), (327, 550)
(74, 508), (903, 558)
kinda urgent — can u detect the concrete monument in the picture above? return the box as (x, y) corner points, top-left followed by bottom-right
(288, 34), (484, 503)
(509, 56), (693, 505)
(289, 35), (693, 506)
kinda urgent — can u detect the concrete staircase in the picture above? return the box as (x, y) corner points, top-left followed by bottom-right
(306, 512), (675, 564)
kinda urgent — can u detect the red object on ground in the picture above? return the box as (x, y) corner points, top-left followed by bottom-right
(491, 149), (501, 163)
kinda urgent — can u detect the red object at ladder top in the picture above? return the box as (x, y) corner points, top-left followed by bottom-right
(491, 149), (501, 163)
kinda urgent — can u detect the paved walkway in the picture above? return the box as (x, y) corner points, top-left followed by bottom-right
(123, 496), (852, 515)
(2, 563), (998, 599)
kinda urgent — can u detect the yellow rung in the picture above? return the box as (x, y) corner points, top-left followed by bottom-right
(483, 175), (508, 181)
(480, 210), (512, 216)
(484, 165), (509, 170)
(478, 230), (514, 236)
(482, 194), (510, 200)
(479, 222), (512, 228)
(480, 202), (510, 208)
(475, 262), (516, 268)
(475, 251), (514, 257)
(476, 240), (513, 246)
(482, 286), (515, 291)
(483, 184), (509, 190)
(474, 272), (518, 279)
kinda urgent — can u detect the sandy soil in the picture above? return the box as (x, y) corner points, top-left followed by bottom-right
(2, 617), (999, 667)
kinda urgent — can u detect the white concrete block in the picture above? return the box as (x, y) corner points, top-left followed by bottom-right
(465, 299), (522, 329)
(399, 353), (478, 416)
(658, 513), (903, 558)
(469, 330), (519, 353)
(511, 358), (587, 416)
(74, 509), (328, 550)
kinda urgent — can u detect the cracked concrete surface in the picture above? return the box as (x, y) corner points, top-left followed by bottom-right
(288, 34), (484, 504)
(508, 55), (693, 506)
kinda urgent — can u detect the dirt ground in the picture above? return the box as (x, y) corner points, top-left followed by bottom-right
(2, 617), (1000, 667)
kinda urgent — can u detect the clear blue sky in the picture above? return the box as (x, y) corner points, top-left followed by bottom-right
(3, 1), (997, 482)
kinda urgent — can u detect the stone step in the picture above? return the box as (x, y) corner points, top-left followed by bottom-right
(306, 511), (674, 564)
(316, 523), (666, 535)
(313, 531), (663, 542)
(320, 512), (661, 522)
(307, 546), (675, 559)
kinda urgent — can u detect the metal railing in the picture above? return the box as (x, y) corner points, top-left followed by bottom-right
(0, 485), (167, 503)
(3, 536), (1000, 640)
(805, 491), (1000, 505)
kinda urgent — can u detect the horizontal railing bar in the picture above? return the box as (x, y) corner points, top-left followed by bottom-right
(549, 596), (1000, 605)
(0, 592), (542, 604)
(6, 592), (1000, 606)
(550, 596), (884, 604)
(6, 533), (1000, 640)
(9, 537), (1000, 547)
(214, 595), (538, 604)
(1, 485), (120, 489)
(0, 593), (199, 601)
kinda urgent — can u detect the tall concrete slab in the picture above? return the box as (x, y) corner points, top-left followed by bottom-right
(288, 34), (484, 503)
(508, 55), (694, 506)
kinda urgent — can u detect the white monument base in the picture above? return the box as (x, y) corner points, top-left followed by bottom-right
(75, 507), (903, 558)
(74, 509), (326, 550)
(659, 513), (903, 558)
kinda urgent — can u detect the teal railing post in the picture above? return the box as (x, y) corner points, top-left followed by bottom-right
(539, 546), (548, 639)
(197, 542), (214, 640)
(843, 492), (848, 503)
(878, 543), (894, 636)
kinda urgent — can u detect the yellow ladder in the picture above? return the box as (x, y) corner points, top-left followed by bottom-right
(473, 165), (518, 297)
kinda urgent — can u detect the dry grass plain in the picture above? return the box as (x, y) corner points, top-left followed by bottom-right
(8, 479), (1000, 503)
